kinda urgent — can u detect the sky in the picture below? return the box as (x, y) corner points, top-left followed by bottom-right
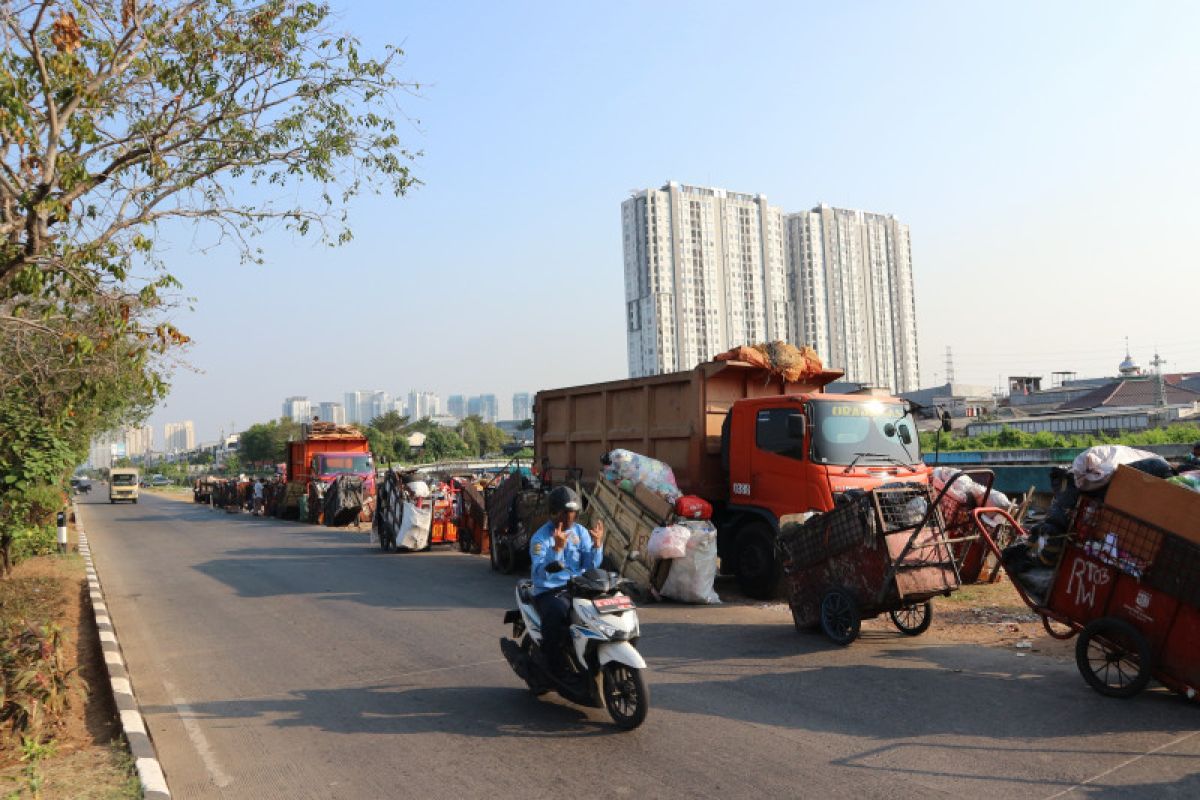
(146, 0), (1200, 444)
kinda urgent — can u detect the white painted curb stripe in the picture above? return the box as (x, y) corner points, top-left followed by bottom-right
(74, 503), (172, 798)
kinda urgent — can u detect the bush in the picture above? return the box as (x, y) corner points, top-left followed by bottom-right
(11, 525), (57, 562)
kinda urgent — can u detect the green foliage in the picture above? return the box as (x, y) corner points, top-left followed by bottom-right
(456, 416), (509, 458)
(513, 447), (535, 459)
(238, 419), (302, 464)
(419, 427), (471, 463)
(920, 423), (1200, 453)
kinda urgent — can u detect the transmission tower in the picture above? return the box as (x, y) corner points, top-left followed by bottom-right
(945, 346), (956, 385)
(1150, 350), (1168, 408)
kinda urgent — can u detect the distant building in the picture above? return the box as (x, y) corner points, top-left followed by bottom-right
(164, 421), (196, 453)
(407, 391), (440, 420)
(282, 396), (312, 423)
(899, 383), (997, 420)
(786, 204), (919, 393)
(512, 392), (532, 421)
(465, 394), (499, 423)
(317, 401), (346, 425)
(447, 395), (466, 420)
(124, 425), (154, 457)
(343, 391), (372, 424)
(623, 181), (791, 377)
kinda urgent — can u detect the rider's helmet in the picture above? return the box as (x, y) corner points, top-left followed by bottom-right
(547, 485), (581, 515)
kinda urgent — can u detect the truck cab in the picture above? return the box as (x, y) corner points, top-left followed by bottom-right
(722, 394), (928, 596)
(109, 468), (140, 503)
(310, 452), (376, 493)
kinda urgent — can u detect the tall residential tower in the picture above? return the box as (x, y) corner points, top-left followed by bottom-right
(622, 182), (791, 377)
(786, 205), (919, 392)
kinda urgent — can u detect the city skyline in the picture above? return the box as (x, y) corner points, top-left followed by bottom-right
(140, 2), (1200, 443)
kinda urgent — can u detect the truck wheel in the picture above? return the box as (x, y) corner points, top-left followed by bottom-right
(820, 588), (861, 646)
(735, 523), (781, 600)
(1076, 617), (1153, 698)
(496, 541), (517, 575)
(489, 537), (501, 572)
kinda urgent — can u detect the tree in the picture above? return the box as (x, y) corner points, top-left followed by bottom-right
(370, 411), (409, 436)
(420, 427), (469, 463)
(456, 415), (509, 458)
(0, 1), (418, 315)
(237, 418), (300, 463)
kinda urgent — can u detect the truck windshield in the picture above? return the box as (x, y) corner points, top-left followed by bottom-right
(112, 473), (138, 485)
(316, 455), (373, 473)
(810, 400), (921, 467)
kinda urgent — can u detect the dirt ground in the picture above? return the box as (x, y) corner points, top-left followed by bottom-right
(0, 521), (138, 799)
(874, 578), (1078, 661)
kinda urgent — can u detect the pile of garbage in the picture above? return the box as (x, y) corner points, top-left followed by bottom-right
(1003, 445), (1180, 601)
(714, 340), (825, 383)
(597, 448), (720, 604)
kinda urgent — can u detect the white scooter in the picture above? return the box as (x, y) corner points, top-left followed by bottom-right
(500, 566), (649, 730)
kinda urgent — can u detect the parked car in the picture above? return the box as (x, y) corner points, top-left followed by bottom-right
(149, 474), (171, 486)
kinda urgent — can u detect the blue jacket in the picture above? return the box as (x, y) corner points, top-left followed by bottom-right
(530, 521), (603, 595)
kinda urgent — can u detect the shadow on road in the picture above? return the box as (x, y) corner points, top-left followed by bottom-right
(141, 683), (627, 739)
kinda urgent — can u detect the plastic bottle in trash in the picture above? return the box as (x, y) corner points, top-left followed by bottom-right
(1099, 532), (1119, 564)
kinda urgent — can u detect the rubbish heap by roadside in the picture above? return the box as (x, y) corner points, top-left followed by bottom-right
(584, 448), (721, 604)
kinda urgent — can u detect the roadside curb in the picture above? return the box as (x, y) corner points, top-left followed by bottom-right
(74, 503), (172, 800)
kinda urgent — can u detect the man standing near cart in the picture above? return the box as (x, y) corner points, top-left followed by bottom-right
(529, 485), (605, 685)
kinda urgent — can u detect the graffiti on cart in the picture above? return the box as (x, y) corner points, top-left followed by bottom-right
(1066, 555), (1110, 610)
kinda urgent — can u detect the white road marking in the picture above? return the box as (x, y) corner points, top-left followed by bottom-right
(1042, 729), (1200, 799)
(162, 680), (233, 788)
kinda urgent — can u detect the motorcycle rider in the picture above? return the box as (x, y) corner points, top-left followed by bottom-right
(529, 485), (605, 686)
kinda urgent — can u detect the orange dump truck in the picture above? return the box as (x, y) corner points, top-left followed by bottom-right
(285, 422), (375, 521)
(535, 358), (930, 598)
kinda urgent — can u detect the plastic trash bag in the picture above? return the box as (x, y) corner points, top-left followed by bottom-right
(660, 521), (721, 604)
(601, 449), (682, 503)
(1070, 445), (1161, 491)
(406, 480), (431, 499)
(399, 501), (432, 549)
(647, 525), (691, 559)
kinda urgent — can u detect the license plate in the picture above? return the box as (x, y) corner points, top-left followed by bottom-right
(594, 596), (634, 614)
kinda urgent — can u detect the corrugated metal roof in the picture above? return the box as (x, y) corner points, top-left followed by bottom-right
(1057, 378), (1200, 411)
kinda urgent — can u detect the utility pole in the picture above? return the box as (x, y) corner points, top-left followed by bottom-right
(1150, 350), (1168, 408)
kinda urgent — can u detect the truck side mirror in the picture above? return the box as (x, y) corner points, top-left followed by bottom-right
(898, 424), (913, 444)
(787, 414), (806, 439)
(941, 412), (953, 433)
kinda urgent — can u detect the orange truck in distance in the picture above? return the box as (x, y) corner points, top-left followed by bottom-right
(535, 358), (930, 598)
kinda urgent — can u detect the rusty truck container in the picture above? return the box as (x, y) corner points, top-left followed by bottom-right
(534, 359), (843, 500)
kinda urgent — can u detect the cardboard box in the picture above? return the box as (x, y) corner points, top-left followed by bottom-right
(1103, 465), (1200, 546)
(633, 482), (675, 524)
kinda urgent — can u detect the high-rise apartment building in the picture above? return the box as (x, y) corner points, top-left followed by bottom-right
(623, 181), (791, 377)
(512, 392), (532, 421)
(317, 401), (346, 425)
(164, 421), (196, 453)
(447, 395), (466, 420)
(623, 182), (920, 393)
(407, 391), (440, 420)
(786, 205), (919, 392)
(124, 425), (154, 457)
(343, 390), (385, 424)
(282, 396), (312, 423)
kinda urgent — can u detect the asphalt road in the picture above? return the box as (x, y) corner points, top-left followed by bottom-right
(79, 492), (1200, 800)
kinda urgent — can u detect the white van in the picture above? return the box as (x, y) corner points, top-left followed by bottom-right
(109, 468), (140, 503)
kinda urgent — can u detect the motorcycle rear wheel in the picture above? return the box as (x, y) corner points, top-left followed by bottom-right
(602, 663), (648, 730)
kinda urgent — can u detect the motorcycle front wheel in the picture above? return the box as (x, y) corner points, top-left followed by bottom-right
(602, 663), (648, 730)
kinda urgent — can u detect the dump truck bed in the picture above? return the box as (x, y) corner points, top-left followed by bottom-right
(534, 359), (842, 502)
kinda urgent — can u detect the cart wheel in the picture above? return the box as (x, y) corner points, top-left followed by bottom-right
(889, 601), (933, 636)
(820, 588), (861, 646)
(1075, 617), (1153, 699)
(1041, 615), (1077, 641)
(791, 606), (819, 632)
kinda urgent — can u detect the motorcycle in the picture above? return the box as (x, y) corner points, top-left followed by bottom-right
(500, 566), (649, 730)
